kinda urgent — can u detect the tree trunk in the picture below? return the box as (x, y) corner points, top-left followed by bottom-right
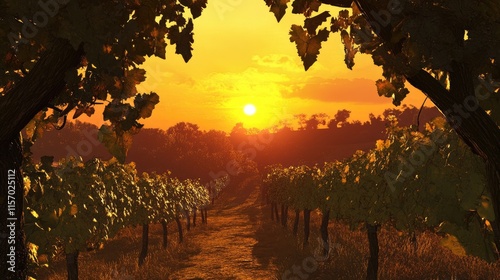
(138, 223), (149, 266)
(175, 217), (183, 243)
(320, 209), (330, 256)
(281, 204), (285, 225)
(271, 203), (275, 221)
(293, 209), (300, 236)
(303, 209), (311, 247)
(366, 223), (379, 280)
(203, 209), (208, 224)
(410, 231), (418, 253)
(0, 39), (82, 280)
(161, 220), (168, 249)
(274, 203), (280, 223)
(193, 208), (197, 227)
(487, 162), (500, 258)
(201, 208), (205, 224)
(0, 135), (27, 280)
(406, 66), (500, 252)
(0, 39), (82, 145)
(281, 205), (288, 227)
(65, 250), (79, 280)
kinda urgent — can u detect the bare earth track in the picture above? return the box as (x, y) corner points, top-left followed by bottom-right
(168, 176), (281, 279)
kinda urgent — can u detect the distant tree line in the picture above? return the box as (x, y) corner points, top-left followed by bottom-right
(29, 105), (440, 180)
(29, 122), (255, 186)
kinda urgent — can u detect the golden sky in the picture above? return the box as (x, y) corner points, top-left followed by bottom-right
(82, 1), (431, 132)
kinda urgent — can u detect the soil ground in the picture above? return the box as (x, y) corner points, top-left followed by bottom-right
(167, 176), (283, 279)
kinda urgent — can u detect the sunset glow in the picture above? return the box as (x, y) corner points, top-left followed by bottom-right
(79, 2), (430, 132)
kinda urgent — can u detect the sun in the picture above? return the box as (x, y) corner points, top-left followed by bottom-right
(243, 104), (256, 116)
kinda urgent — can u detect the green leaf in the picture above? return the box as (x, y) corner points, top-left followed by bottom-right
(439, 221), (497, 262)
(38, 211), (59, 229)
(98, 125), (133, 163)
(23, 111), (48, 141)
(477, 195), (496, 221)
(440, 233), (467, 257)
(25, 222), (48, 247)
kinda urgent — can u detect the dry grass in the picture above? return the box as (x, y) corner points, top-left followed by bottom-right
(34, 177), (500, 280)
(35, 222), (203, 280)
(297, 216), (500, 280)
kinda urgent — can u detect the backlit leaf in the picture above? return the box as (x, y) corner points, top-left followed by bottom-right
(70, 204), (78, 216)
(291, 0), (321, 17)
(304, 11), (330, 34)
(176, 19), (194, 62)
(98, 125), (134, 163)
(341, 29), (357, 69)
(289, 25), (329, 70)
(134, 92), (160, 119)
(264, 0), (290, 22)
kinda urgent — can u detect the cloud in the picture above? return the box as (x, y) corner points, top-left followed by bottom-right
(251, 54), (302, 72)
(137, 63), (195, 94)
(284, 77), (393, 104)
(195, 67), (291, 101)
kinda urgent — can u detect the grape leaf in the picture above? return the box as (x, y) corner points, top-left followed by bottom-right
(70, 204), (78, 216)
(304, 11), (330, 35)
(340, 29), (357, 69)
(179, 0), (208, 19)
(170, 19), (194, 63)
(331, 10), (351, 33)
(122, 68), (146, 98)
(375, 78), (409, 106)
(98, 125), (133, 163)
(439, 221), (497, 262)
(440, 233), (466, 256)
(125, 68), (146, 84)
(264, 0), (290, 22)
(134, 92), (160, 119)
(291, 0), (321, 17)
(477, 195), (496, 221)
(289, 25), (329, 70)
(103, 102), (128, 123)
(73, 106), (95, 119)
(121, 109), (140, 131)
(376, 79), (396, 97)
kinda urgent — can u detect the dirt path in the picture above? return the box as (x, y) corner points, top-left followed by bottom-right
(168, 176), (282, 280)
